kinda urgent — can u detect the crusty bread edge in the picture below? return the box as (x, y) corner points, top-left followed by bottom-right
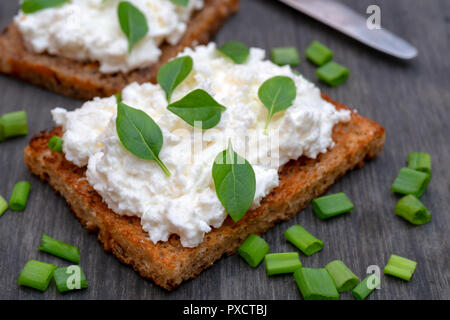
(24, 96), (385, 290)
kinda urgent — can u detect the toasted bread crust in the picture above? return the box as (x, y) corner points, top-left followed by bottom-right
(24, 96), (385, 290)
(0, 0), (239, 100)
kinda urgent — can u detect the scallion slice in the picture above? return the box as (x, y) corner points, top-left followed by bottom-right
(265, 252), (302, 276)
(54, 266), (88, 293)
(311, 192), (354, 220)
(0, 111), (28, 141)
(9, 181), (31, 211)
(325, 260), (359, 292)
(38, 234), (81, 264)
(294, 267), (339, 300)
(407, 152), (431, 175)
(395, 194), (431, 225)
(270, 47), (300, 66)
(316, 61), (349, 86)
(238, 234), (269, 268)
(0, 195), (8, 216)
(284, 225), (323, 256)
(305, 41), (333, 66)
(352, 274), (380, 300)
(391, 167), (430, 198)
(384, 254), (417, 281)
(48, 136), (63, 153)
(17, 260), (57, 292)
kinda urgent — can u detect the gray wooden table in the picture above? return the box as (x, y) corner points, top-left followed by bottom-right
(1, 0), (449, 300)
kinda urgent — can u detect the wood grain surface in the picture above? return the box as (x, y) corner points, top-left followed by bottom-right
(0, 0), (449, 300)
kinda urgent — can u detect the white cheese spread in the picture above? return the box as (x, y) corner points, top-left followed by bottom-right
(14, 0), (203, 73)
(52, 43), (351, 247)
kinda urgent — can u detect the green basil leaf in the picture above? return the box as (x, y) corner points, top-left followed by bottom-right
(218, 41), (250, 64)
(115, 92), (122, 104)
(157, 56), (193, 102)
(212, 141), (256, 222)
(170, 0), (189, 6)
(167, 89), (226, 129)
(258, 76), (296, 130)
(117, 1), (149, 53)
(116, 102), (171, 176)
(21, 0), (69, 13)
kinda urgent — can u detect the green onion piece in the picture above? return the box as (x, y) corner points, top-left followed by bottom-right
(0, 195), (8, 216)
(264, 252), (302, 276)
(48, 136), (63, 153)
(270, 47), (300, 66)
(17, 260), (57, 292)
(395, 194), (431, 225)
(325, 260), (359, 292)
(311, 192), (354, 220)
(238, 234), (269, 268)
(294, 267), (339, 300)
(54, 266), (88, 293)
(316, 61), (349, 86)
(38, 234), (81, 264)
(9, 181), (31, 211)
(352, 274), (380, 300)
(284, 225), (323, 256)
(0, 111), (28, 140)
(305, 41), (333, 66)
(408, 152), (431, 175)
(391, 167), (430, 198)
(384, 254), (417, 281)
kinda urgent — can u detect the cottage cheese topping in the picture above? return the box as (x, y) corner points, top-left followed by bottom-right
(52, 43), (351, 247)
(15, 0), (203, 73)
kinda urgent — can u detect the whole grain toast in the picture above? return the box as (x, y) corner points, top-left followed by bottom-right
(0, 0), (239, 100)
(24, 95), (385, 290)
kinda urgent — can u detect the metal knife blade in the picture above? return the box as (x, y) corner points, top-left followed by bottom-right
(279, 0), (418, 59)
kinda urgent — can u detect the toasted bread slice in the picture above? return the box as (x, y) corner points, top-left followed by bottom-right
(24, 95), (385, 290)
(0, 0), (239, 100)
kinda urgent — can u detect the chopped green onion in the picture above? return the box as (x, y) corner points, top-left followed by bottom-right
(38, 234), (81, 264)
(54, 266), (88, 293)
(395, 194), (431, 225)
(325, 260), (359, 292)
(408, 152), (431, 175)
(284, 225), (323, 256)
(0, 111), (28, 141)
(316, 61), (349, 86)
(9, 181), (31, 211)
(238, 234), (269, 268)
(294, 267), (339, 300)
(305, 41), (333, 66)
(48, 136), (63, 153)
(311, 192), (354, 220)
(391, 167), (430, 198)
(270, 47), (300, 66)
(384, 254), (417, 281)
(17, 260), (57, 292)
(352, 274), (380, 300)
(0, 195), (8, 216)
(265, 252), (302, 276)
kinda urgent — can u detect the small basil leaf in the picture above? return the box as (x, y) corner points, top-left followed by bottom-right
(115, 92), (122, 104)
(157, 56), (193, 102)
(167, 89), (226, 129)
(212, 141), (256, 222)
(218, 41), (250, 64)
(118, 1), (149, 53)
(258, 76), (297, 130)
(170, 0), (189, 6)
(116, 102), (171, 176)
(21, 0), (69, 14)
